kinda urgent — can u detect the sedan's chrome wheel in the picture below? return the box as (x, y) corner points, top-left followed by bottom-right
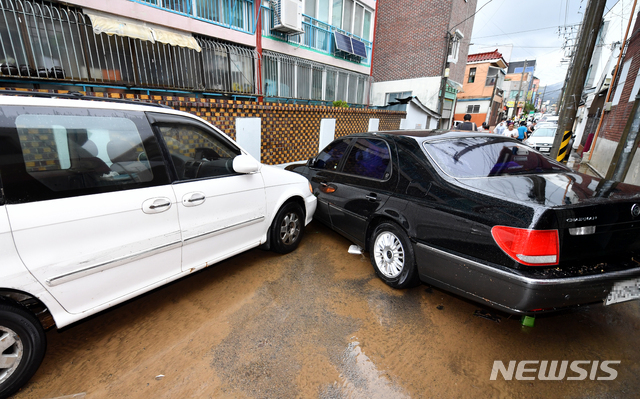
(373, 231), (405, 278)
(0, 326), (23, 385)
(279, 212), (301, 245)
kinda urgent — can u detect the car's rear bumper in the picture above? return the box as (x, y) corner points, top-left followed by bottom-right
(414, 242), (640, 315)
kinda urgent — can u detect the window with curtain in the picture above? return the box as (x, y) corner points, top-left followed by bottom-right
(342, 0), (353, 33)
(332, 0), (343, 28)
(354, 4), (364, 37)
(305, 0), (317, 18)
(318, 0), (330, 23)
(363, 10), (372, 41)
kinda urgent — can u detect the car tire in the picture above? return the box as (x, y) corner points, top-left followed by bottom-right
(369, 222), (420, 289)
(0, 302), (46, 398)
(270, 202), (305, 254)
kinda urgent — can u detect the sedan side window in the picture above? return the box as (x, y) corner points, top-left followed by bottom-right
(342, 138), (391, 180)
(158, 124), (241, 180)
(313, 139), (350, 170)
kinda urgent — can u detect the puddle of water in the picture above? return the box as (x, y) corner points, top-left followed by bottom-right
(325, 339), (408, 399)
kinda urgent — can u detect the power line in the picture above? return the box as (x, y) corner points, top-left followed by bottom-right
(472, 26), (559, 39)
(450, 0), (494, 32)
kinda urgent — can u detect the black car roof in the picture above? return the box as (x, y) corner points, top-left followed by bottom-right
(349, 130), (507, 143)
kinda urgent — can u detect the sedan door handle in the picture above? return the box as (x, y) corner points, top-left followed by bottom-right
(365, 194), (379, 202)
(149, 202), (171, 209)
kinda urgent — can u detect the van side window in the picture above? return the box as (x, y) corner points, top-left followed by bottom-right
(157, 124), (241, 180)
(0, 108), (169, 203)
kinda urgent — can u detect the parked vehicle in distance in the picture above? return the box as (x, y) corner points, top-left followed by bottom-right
(524, 126), (557, 154)
(287, 131), (640, 319)
(0, 93), (316, 397)
(538, 114), (559, 124)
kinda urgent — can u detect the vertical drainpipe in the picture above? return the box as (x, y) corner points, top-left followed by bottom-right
(368, 0), (381, 107)
(438, 31), (452, 129)
(256, 0), (264, 102)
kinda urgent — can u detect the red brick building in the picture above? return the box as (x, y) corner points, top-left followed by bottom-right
(370, 0), (478, 129)
(589, 10), (640, 184)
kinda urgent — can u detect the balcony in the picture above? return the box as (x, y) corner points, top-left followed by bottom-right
(131, 0), (255, 33)
(261, 6), (372, 66)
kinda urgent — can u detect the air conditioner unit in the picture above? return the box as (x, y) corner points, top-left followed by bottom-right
(272, 0), (304, 34)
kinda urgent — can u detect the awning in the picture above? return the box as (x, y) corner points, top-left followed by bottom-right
(84, 11), (201, 52)
(153, 29), (202, 52)
(85, 12), (154, 42)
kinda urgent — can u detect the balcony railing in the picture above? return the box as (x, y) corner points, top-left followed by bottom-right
(261, 6), (372, 66)
(131, 0), (255, 33)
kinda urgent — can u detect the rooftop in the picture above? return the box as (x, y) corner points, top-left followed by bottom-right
(467, 50), (508, 68)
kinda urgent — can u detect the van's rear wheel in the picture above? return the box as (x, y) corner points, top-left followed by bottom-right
(0, 302), (46, 398)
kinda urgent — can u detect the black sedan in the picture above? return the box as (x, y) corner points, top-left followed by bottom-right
(287, 131), (640, 315)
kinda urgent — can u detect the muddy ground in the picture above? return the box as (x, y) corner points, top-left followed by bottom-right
(13, 221), (640, 398)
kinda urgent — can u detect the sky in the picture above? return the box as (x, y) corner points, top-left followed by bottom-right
(467, 0), (623, 87)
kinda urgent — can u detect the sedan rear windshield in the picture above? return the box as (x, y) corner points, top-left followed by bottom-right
(424, 137), (569, 178)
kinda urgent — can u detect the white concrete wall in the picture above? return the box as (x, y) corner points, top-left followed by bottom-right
(589, 137), (617, 177)
(235, 118), (262, 161)
(591, 136), (640, 186)
(399, 102), (430, 130)
(371, 77), (442, 110)
(455, 99), (491, 115)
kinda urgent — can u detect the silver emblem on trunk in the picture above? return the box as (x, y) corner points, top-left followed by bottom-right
(632, 204), (640, 217)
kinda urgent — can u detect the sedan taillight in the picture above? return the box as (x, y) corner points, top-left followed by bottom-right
(491, 226), (559, 266)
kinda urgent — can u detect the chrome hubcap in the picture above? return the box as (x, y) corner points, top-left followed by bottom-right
(279, 212), (300, 245)
(374, 232), (404, 278)
(0, 326), (23, 385)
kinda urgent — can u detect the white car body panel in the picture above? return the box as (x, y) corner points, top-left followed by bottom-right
(173, 171), (267, 273)
(7, 186), (183, 314)
(0, 95), (317, 330)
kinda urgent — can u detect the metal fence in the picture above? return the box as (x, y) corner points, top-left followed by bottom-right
(261, 6), (372, 66)
(133, 0), (255, 32)
(262, 50), (370, 104)
(0, 0), (259, 95)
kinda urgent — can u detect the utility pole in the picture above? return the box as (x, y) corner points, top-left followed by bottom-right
(540, 85), (547, 111)
(514, 60), (528, 118)
(551, 0), (607, 162)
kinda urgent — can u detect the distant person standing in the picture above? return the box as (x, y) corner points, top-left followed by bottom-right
(495, 118), (507, 136)
(458, 114), (478, 131)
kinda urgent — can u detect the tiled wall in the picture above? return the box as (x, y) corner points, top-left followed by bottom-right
(6, 89), (405, 165)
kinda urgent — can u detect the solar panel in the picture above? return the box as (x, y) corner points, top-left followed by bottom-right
(334, 32), (353, 54)
(351, 38), (367, 58)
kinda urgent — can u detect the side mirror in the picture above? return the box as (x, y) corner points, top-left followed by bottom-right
(307, 157), (317, 168)
(233, 154), (261, 174)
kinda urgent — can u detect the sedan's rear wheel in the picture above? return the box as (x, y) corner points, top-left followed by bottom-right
(370, 222), (420, 288)
(0, 302), (46, 398)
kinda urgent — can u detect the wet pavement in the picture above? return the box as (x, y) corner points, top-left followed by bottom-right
(13, 221), (640, 399)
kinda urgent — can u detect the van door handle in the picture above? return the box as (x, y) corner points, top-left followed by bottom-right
(142, 197), (173, 214)
(365, 194), (379, 202)
(182, 192), (206, 207)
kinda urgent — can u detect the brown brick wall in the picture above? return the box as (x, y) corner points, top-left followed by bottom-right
(600, 12), (640, 145)
(448, 0), (478, 85)
(3, 89), (404, 165)
(371, 0), (477, 84)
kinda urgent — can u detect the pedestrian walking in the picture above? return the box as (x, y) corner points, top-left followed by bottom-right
(504, 122), (518, 138)
(517, 121), (528, 141)
(458, 114), (478, 131)
(494, 118), (507, 136)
